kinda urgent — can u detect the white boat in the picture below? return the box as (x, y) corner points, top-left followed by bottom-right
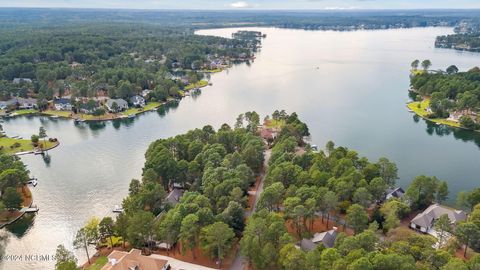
(112, 205), (124, 213)
(128, 114), (135, 119)
(28, 179), (38, 187)
(50, 115), (59, 119)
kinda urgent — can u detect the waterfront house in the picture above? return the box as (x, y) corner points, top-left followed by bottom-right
(130, 95), (146, 108)
(0, 99), (18, 110)
(165, 188), (184, 206)
(12, 78), (32, 84)
(384, 187), (405, 201)
(298, 228), (338, 251)
(101, 249), (169, 270)
(141, 89), (152, 98)
(17, 98), (37, 109)
(54, 98), (72, 111)
(410, 204), (466, 234)
(105, 99), (129, 112)
(78, 100), (101, 114)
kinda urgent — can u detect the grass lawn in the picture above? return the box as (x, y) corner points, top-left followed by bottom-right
(11, 109), (39, 116)
(407, 99), (461, 128)
(410, 69), (426, 76)
(0, 137), (57, 155)
(185, 80), (208, 91)
(200, 68), (223, 73)
(121, 102), (161, 116)
(86, 256), (108, 270)
(265, 119), (286, 128)
(42, 110), (72, 118)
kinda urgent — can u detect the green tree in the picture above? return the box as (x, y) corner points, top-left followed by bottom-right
(3, 187), (22, 210)
(435, 214), (451, 247)
(278, 243), (306, 270)
(84, 217), (100, 245)
(55, 244), (78, 270)
(436, 181), (449, 204)
(179, 214), (200, 258)
(114, 213), (129, 249)
(127, 211), (155, 251)
(446, 65), (459, 74)
(421, 59), (432, 71)
(73, 227), (91, 265)
(377, 157), (398, 187)
(346, 204), (369, 234)
(99, 217), (115, 249)
(411, 59), (420, 70)
(200, 222), (235, 267)
(456, 222), (480, 258)
(406, 175), (439, 209)
(39, 126), (47, 150)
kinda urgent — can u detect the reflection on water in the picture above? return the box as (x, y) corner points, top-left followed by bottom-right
(5, 214), (35, 238)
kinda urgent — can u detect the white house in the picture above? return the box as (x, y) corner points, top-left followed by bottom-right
(130, 95), (145, 108)
(410, 204), (467, 234)
(54, 98), (72, 111)
(17, 98), (37, 109)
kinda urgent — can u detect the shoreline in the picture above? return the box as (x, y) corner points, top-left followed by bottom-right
(0, 185), (34, 229)
(406, 99), (480, 133)
(1, 81), (211, 123)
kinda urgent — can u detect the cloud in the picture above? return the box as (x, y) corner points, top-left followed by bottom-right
(229, 1), (251, 8)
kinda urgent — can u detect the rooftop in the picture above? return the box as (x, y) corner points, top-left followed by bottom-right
(101, 249), (168, 270)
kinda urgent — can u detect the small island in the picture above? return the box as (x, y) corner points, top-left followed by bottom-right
(407, 59), (480, 131)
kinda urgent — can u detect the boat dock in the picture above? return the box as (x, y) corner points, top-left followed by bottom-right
(21, 205), (39, 213)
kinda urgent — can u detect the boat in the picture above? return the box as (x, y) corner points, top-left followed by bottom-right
(128, 114), (135, 119)
(112, 205), (124, 213)
(74, 118), (85, 123)
(28, 179), (38, 187)
(408, 109), (414, 113)
(50, 115), (59, 119)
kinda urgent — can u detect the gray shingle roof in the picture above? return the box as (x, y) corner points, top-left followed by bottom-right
(411, 204), (467, 228)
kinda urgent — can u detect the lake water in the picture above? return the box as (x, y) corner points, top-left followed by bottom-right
(2, 27), (480, 269)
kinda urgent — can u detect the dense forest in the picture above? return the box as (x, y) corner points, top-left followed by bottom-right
(0, 23), (256, 107)
(410, 63), (480, 129)
(64, 111), (480, 270)
(0, 153), (30, 217)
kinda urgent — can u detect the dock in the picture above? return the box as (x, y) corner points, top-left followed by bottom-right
(21, 206), (39, 213)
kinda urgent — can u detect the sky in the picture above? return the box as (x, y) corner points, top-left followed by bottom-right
(0, 0), (478, 10)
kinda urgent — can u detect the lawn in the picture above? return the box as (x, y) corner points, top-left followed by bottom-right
(0, 137), (57, 155)
(121, 102), (161, 116)
(185, 80), (208, 91)
(407, 99), (461, 128)
(410, 69), (426, 76)
(200, 68), (223, 73)
(42, 110), (72, 118)
(265, 119), (286, 128)
(86, 256), (108, 270)
(11, 109), (39, 116)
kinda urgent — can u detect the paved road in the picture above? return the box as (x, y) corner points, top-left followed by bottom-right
(229, 149), (272, 270)
(151, 254), (217, 270)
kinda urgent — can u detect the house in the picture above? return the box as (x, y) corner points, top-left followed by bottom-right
(12, 78), (32, 84)
(54, 98), (72, 111)
(105, 99), (129, 112)
(384, 187), (405, 201)
(0, 99), (18, 110)
(130, 95), (146, 108)
(298, 228), (338, 251)
(165, 188), (184, 206)
(101, 249), (169, 270)
(17, 98), (37, 109)
(141, 89), (152, 98)
(410, 204), (467, 233)
(78, 100), (101, 114)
